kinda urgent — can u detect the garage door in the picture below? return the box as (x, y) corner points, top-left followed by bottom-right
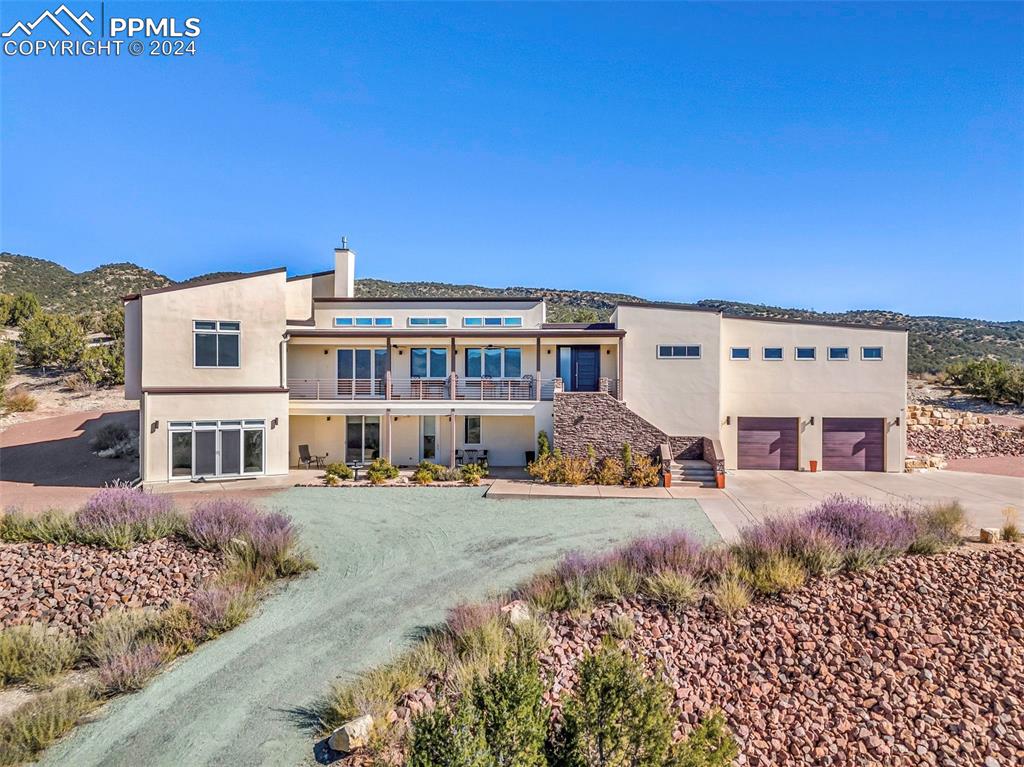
(737, 417), (798, 470)
(822, 418), (884, 471)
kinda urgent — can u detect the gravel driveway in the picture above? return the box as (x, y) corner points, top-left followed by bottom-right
(41, 487), (717, 767)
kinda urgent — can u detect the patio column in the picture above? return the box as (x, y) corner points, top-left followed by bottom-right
(385, 336), (392, 399)
(449, 408), (457, 468)
(535, 336), (541, 400)
(617, 337), (624, 401)
(450, 337), (456, 372)
(384, 408), (392, 463)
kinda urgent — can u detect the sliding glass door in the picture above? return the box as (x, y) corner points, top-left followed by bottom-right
(337, 348), (388, 396)
(345, 416), (380, 463)
(168, 420), (265, 479)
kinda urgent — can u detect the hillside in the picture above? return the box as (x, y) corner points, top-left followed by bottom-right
(1, 252), (1021, 374)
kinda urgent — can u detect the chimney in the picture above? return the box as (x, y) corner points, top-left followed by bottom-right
(334, 238), (355, 297)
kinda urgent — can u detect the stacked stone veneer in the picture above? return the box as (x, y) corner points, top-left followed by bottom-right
(906, 404), (991, 431)
(553, 392), (702, 461)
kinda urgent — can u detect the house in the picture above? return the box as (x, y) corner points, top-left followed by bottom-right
(123, 243), (906, 484)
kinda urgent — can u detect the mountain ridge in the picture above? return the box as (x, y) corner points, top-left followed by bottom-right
(1, 252), (1020, 374)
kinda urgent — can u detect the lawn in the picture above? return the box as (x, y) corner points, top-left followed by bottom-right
(39, 487), (717, 767)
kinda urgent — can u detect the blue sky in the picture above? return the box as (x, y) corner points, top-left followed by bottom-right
(1, 2), (1021, 320)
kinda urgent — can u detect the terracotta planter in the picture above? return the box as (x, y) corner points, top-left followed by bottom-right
(662, 470), (672, 488)
(715, 472), (725, 489)
(809, 460), (818, 473)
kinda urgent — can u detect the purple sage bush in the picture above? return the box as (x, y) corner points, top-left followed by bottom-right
(186, 498), (263, 551)
(97, 641), (165, 693)
(75, 485), (183, 549)
(191, 584), (255, 637)
(803, 494), (915, 569)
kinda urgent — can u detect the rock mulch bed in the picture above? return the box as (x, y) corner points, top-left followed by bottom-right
(0, 539), (220, 635)
(538, 546), (1023, 767)
(907, 423), (1024, 460)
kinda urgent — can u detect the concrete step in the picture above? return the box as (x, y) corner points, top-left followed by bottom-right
(674, 460), (714, 469)
(672, 471), (716, 480)
(669, 479), (717, 488)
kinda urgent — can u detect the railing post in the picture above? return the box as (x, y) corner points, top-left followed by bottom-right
(553, 377), (564, 394)
(316, 379), (321, 400)
(598, 377), (610, 394)
(448, 372), (458, 401)
(385, 370), (392, 400)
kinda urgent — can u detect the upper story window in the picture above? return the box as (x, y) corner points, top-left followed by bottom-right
(657, 345), (701, 359)
(193, 320), (239, 368)
(828, 346), (850, 361)
(463, 316), (524, 328)
(334, 317), (392, 327)
(465, 347), (522, 378)
(763, 347), (784, 360)
(862, 346), (884, 360)
(730, 347), (751, 360)
(408, 317), (447, 327)
(795, 347), (816, 361)
(411, 347), (448, 378)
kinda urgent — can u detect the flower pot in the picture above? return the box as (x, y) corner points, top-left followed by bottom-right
(662, 470), (671, 488)
(809, 460), (818, 473)
(715, 472), (725, 489)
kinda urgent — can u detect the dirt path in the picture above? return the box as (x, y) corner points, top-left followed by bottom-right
(40, 487), (717, 767)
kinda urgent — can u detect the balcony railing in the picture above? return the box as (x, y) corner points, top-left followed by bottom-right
(288, 373), (560, 402)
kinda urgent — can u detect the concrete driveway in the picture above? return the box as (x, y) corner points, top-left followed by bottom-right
(702, 469), (1024, 541)
(41, 487), (717, 767)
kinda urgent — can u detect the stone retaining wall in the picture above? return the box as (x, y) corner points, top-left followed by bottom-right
(553, 392), (701, 461)
(907, 404), (990, 431)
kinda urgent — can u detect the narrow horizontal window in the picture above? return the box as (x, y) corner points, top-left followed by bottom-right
(374, 317), (393, 327)
(463, 317), (483, 327)
(795, 347), (816, 360)
(463, 316), (524, 327)
(730, 347), (750, 360)
(763, 347), (784, 360)
(503, 317), (523, 327)
(409, 317), (447, 327)
(334, 317), (354, 327)
(862, 346), (883, 360)
(355, 317), (373, 327)
(828, 346), (849, 361)
(484, 317), (503, 326)
(657, 345), (701, 359)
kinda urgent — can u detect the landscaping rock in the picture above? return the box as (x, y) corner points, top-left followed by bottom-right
(0, 538), (220, 635)
(502, 599), (531, 625)
(328, 715), (374, 753)
(980, 528), (1001, 544)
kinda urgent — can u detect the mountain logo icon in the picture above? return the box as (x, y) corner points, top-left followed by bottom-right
(2, 4), (94, 37)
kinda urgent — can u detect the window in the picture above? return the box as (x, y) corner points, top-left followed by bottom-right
(465, 416), (481, 445)
(763, 347), (784, 360)
(730, 347), (751, 360)
(168, 419), (265, 478)
(193, 321), (240, 367)
(795, 347), (816, 360)
(463, 316), (524, 327)
(862, 346), (884, 360)
(409, 317), (447, 327)
(334, 317), (392, 327)
(828, 346), (849, 361)
(464, 348), (522, 377)
(411, 347), (448, 377)
(657, 345), (701, 359)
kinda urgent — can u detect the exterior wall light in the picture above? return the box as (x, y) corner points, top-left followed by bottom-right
(151, 420), (159, 433)
(724, 416), (731, 426)
(809, 416), (815, 426)
(271, 418), (279, 429)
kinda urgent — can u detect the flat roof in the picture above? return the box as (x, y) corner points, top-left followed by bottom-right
(312, 295), (543, 304)
(286, 328), (624, 339)
(615, 301), (907, 332)
(123, 267), (286, 301)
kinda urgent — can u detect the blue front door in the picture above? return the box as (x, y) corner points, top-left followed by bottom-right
(558, 345), (600, 392)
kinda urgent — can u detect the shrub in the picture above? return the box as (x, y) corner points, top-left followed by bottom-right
(75, 485), (183, 549)
(621, 442), (633, 473)
(734, 517), (842, 577)
(670, 710), (739, 767)
(97, 641), (165, 693)
(0, 509), (76, 545)
(0, 686), (98, 766)
(412, 467), (434, 485)
(557, 455), (591, 485)
(643, 569), (698, 611)
(589, 561), (641, 601)
(472, 639), (547, 767)
(711, 574), (750, 618)
(0, 625), (79, 688)
(91, 421), (131, 452)
(186, 497), (262, 550)
(18, 312), (85, 370)
(742, 555), (807, 595)
(628, 456), (660, 488)
(594, 457), (625, 485)
(1002, 506), (1022, 543)
(0, 342), (14, 388)
(367, 457), (400, 480)
(84, 609), (162, 667)
(608, 614), (635, 640)
(462, 463), (486, 485)
(804, 495), (915, 569)
(324, 462), (354, 481)
(558, 641), (673, 767)
(537, 430), (550, 458)
(946, 359), (1024, 405)
(366, 468), (388, 485)
(79, 343), (124, 386)
(326, 651), (432, 726)
(191, 584), (255, 638)
(907, 501), (965, 554)
(3, 386), (37, 412)
(526, 454), (558, 483)
(151, 603), (201, 656)
(408, 696), (493, 767)
(323, 473), (340, 487)
(7, 292), (40, 326)
(620, 530), (701, 575)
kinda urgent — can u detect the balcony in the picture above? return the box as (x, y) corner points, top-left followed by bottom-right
(288, 373), (555, 402)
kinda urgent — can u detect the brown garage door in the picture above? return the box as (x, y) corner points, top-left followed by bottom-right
(737, 417), (798, 470)
(822, 418), (884, 471)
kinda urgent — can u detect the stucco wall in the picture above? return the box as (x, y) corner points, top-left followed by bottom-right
(719, 317), (907, 471)
(614, 305), (722, 437)
(142, 392), (289, 483)
(311, 300), (546, 330)
(139, 271), (287, 390)
(124, 298), (142, 400)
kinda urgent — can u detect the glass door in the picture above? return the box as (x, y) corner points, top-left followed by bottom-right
(557, 345), (600, 392)
(169, 420), (265, 479)
(345, 416), (381, 463)
(421, 416), (436, 461)
(338, 348), (388, 397)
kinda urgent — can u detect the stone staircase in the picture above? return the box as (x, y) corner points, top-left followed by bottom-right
(670, 459), (717, 488)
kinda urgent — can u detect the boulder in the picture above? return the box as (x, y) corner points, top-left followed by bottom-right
(328, 714), (373, 753)
(979, 528), (1001, 544)
(502, 599), (531, 625)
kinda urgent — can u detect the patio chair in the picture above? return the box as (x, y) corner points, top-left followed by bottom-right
(298, 444), (326, 469)
(455, 449), (465, 466)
